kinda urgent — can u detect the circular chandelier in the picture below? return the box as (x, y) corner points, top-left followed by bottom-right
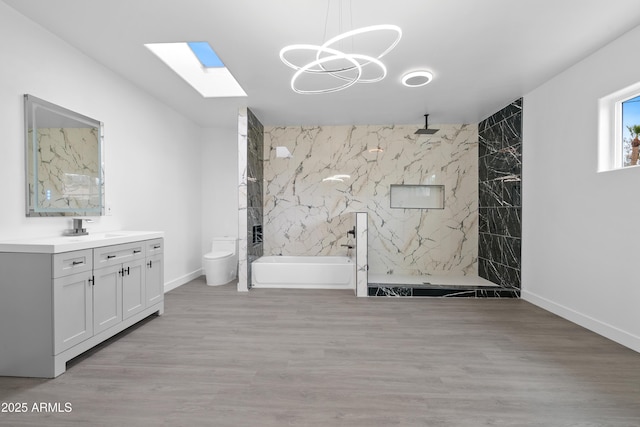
(279, 24), (402, 94)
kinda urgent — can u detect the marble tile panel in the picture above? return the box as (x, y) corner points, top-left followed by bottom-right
(502, 181), (522, 207)
(369, 286), (413, 297)
(478, 207), (489, 234)
(486, 207), (522, 238)
(502, 236), (521, 270)
(478, 100), (521, 290)
(264, 124), (478, 277)
(479, 258), (521, 289)
(482, 150), (521, 183)
(479, 99), (523, 133)
(479, 180), (503, 208)
(356, 212), (368, 297)
(479, 135), (501, 158)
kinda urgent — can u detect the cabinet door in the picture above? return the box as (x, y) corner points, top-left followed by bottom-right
(93, 265), (122, 334)
(53, 272), (93, 354)
(145, 253), (164, 306)
(122, 259), (146, 320)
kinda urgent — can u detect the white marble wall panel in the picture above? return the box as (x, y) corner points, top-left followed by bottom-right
(264, 124), (478, 277)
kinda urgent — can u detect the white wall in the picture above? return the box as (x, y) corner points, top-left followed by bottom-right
(201, 125), (239, 260)
(0, 2), (204, 290)
(523, 25), (640, 352)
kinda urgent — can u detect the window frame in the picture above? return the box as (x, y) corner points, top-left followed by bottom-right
(598, 81), (640, 172)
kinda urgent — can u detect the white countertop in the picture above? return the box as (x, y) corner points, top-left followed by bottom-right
(0, 231), (164, 254)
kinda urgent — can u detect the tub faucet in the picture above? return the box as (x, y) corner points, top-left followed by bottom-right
(347, 226), (356, 237)
(341, 244), (354, 249)
(66, 218), (93, 236)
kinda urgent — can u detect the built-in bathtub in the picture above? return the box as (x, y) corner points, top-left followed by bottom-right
(251, 256), (355, 289)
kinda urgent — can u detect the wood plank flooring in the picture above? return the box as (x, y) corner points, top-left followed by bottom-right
(1, 277), (639, 426)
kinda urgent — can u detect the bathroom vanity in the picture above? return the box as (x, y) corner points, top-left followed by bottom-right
(0, 231), (164, 378)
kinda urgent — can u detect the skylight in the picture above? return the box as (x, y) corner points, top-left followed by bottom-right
(187, 42), (224, 68)
(145, 42), (247, 98)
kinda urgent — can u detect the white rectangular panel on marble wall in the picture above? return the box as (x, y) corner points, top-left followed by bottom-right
(263, 124), (478, 277)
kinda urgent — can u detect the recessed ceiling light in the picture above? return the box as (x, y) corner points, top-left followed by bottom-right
(402, 70), (433, 88)
(145, 42), (247, 98)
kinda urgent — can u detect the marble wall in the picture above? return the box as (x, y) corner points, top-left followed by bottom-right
(237, 107), (264, 291)
(247, 109), (264, 288)
(263, 124), (478, 277)
(478, 99), (522, 289)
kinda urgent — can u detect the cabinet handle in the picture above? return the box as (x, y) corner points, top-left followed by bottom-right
(125, 267), (130, 276)
(88, 276), (94, 286)
(107, 255), (116, 259)
(72, 261), (84, 266)
(133, 250), (141, 254)
(153, 245), (161, 249)
(147, 260), (153, 268)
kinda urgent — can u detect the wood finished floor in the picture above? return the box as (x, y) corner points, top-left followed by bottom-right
(1, 277), (639, 426)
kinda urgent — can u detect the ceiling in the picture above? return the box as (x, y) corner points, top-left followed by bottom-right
(5, 0), (640, 129)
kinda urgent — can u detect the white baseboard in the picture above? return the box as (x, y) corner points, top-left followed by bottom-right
(522, 290), (640, 353)
(164, 269), (203, 293)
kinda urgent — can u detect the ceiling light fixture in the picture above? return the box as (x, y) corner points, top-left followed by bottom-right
(402, 70), (433, 87)
(279, 1), (401, 94)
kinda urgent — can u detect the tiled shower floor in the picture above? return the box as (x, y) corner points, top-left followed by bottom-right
(367, 274), (519, 297)
(368, 273), (498, 287)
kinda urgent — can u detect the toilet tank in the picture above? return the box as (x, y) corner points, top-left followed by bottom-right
(211, 237), (237, 254)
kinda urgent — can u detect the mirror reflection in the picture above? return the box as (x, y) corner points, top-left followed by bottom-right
(25, 94), (104, 217)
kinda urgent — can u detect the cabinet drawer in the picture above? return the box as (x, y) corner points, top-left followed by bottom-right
(53, 249), (93, 278)
(93, 242), (145, 269)
(146, 238), (163, 255)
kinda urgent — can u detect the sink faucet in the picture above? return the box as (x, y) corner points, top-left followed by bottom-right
(66, 218), (93, 236)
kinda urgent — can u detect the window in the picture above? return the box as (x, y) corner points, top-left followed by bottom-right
(598, 81), (640, 172)
(622, 95), (640, 167)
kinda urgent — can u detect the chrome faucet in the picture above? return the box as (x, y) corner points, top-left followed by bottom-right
(66, 218), (93, 236)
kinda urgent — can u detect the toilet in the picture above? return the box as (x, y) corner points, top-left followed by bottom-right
(203, 237), (238, 286)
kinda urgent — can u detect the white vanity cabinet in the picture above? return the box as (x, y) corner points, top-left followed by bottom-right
(53, 249), (94, 354)
(94, 241), (147, 323)
(0, 232), (164, 378)
(145, 239), (164, 307)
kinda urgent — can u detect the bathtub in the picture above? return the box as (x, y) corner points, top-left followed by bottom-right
(251, 256), (355, 289)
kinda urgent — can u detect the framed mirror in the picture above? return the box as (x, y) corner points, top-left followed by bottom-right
(24, 94), (104, 217)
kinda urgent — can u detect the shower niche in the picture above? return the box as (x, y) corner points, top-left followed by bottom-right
(390, 184), (444, 209)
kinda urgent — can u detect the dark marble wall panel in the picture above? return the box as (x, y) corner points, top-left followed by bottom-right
(478, 99), (522, 289)
(246, 108), (264, 287)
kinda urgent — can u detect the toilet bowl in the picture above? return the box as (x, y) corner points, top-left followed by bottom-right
(203, 237), (238, 286)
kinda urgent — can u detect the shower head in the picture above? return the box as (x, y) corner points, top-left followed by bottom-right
(415, 114), (439, 135)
